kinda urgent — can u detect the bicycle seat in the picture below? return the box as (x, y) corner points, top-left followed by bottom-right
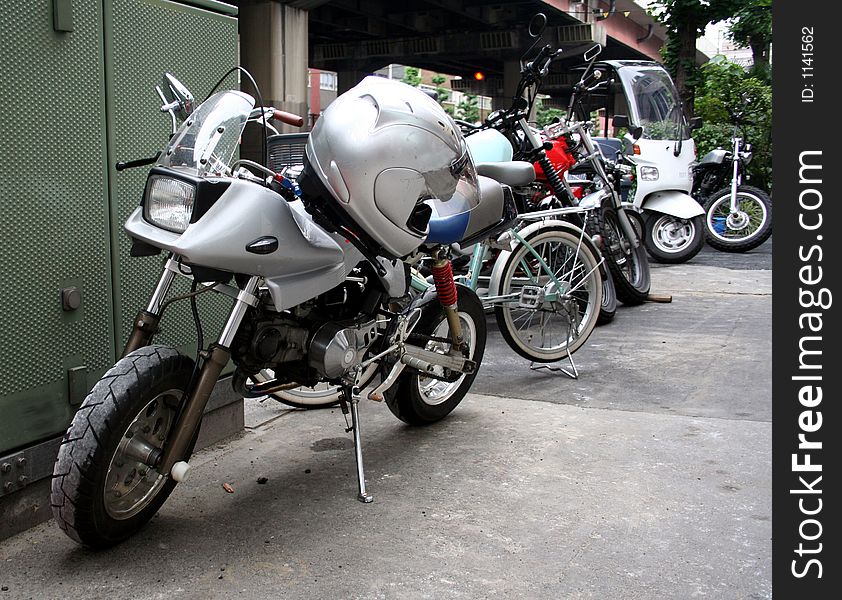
(426, 176), (516, 246)
(476, 161), (535, 187)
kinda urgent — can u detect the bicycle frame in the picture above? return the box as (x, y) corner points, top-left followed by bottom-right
(412, 206), (602, 310)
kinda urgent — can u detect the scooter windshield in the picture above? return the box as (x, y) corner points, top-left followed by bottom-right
(158, 90), (255, 177)
(618, 66), (689, 141)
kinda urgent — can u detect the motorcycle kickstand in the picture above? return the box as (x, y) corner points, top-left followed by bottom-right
(340, 385), (374, 503)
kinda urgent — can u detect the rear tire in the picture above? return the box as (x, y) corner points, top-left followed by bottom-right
(51, 346), (196, 548)
(598, 272), (617, 325)
(386, 286), (486, 426)
(494, 228), (602, 360)
(704, 185), (772, 252)
(644, 214), (705, 264)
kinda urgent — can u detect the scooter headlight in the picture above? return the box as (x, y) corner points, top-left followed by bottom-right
(640, 166), (659, 181)
(144, 176), (196, 233)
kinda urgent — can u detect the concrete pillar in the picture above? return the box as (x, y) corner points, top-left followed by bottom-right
(492, 60), (522, 110)
(337, 69), (369, 95)
(239, 1), (309, 159)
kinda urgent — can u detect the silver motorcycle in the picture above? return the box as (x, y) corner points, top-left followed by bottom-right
(51, 72), (515, 547)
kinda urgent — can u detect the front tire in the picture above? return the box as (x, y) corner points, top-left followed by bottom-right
(51, 346), (196, 548)
(599, 208), (651, 305)
(704, 185), (772, 252)
(386, 286), (486, 426)
(644, 214), (705, 264)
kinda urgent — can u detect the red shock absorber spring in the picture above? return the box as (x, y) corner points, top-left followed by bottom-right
(431, 260), (458, 308)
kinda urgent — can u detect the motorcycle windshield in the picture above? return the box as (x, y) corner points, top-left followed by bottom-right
(618, 66), (689, 141)
(158, 90), (255, 176)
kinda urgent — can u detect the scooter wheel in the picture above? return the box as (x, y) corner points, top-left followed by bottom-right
(644, 214), (705, 264)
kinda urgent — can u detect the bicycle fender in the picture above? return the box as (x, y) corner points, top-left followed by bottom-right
(488, 219), (606, 295)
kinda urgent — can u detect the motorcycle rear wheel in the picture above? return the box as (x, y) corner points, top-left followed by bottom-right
(598, 270), (617, 325)
(704, 185), (772, 252)
(386, 285), (486, 425)
(51, 346), (197, 548)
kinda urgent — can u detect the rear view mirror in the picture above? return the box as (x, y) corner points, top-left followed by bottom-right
(528, 13), (547, 38)
(612, 114), (630, 128)
(689, 116), (703, 130)
(631, 126), (643, 141)
(160, 72), (195, 121)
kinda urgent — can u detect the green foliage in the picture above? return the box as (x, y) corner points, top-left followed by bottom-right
(431, 74), (454, 115)
(648, 0), (741, 113)
(401, 66), (422, 87)
(535, 99), (564, 128)
(727, 0), (772, 81)
(693, 58), (772, 190)
(457, 93), (480, 123)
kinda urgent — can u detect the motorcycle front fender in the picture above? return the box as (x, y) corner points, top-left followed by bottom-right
(641, 191), (705, 220)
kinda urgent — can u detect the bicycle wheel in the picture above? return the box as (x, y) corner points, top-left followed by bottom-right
(493, 227), (602, 362)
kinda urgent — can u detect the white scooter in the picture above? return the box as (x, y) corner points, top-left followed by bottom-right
(592, 61), (706, 264)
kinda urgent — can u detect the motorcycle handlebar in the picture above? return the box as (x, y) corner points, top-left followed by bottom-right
(271, 109), (305, 127)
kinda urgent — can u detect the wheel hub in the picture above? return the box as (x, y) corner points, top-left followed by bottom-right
(726, 211), (750, 231)
(103, 392), (179, 520)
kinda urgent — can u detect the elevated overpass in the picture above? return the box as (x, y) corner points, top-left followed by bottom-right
(232, 1), (676, 126)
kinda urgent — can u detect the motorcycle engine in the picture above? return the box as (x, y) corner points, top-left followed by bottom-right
(308, 319), (379, 379)
(231, 272), (383, 383)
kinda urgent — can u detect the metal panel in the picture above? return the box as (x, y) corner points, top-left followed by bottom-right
(0, 0), (113, 454)
(104, 0), (239, 357)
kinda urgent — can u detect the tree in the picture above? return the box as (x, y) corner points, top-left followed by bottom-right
(456, 93), (480, 123)
(728, 0), (772, 81)
(693, 58), (772, 190)
(401, 66), (422, 87)
(649, 0), (739, 116)
(431, 74), (454, 116)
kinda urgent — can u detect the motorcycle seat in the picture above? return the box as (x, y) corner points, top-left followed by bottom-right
(425, 175), (516, 246)
(476, 161), (535, 187)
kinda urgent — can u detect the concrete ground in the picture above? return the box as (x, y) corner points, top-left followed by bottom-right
(0, 242), (772, 600)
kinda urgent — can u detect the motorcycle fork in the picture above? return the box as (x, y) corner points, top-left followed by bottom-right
(730, 138), (742, 213)
(430, 246), (465, 351)
(122, 256), (179, 356)
(153, 274), (261, 479)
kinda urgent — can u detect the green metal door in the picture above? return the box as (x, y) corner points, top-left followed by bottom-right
(0, 0), (237, 455)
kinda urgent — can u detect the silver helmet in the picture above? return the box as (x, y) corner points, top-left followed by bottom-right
(303, 76), (478, 257)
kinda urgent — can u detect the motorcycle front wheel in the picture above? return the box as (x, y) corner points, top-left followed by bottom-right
(599, 208), (651, 305)
(386, 285), (486, 426)
(51, 346), (197, 548)
(704, 185), (772, 252)
(644, 213), (705, 264)
(494, 227), (602, 360)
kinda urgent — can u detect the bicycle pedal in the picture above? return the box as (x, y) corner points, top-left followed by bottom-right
(518, 286), (543, 309)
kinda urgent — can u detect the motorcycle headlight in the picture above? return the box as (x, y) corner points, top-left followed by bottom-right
(144, 176), (196, 233)
(740, 151), (753, 165)
(640, 166), (659, 181)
